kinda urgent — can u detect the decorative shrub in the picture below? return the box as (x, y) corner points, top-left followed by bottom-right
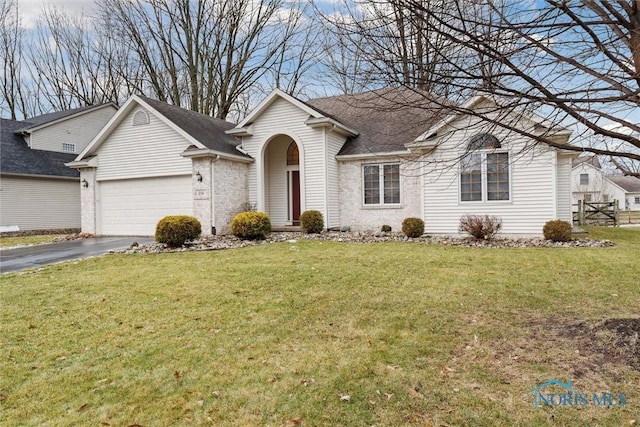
(459, 214), (502, 240)
(231, 211), (271, 240)
(155, 215), (202, 247)
(381, 224), (392, 233)
(543, 219), (572, 242)
(300, 210), (324, 234)
(402, 217), (424, 238)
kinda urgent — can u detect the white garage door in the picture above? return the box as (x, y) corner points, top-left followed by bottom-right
(98, 175), (193, 236)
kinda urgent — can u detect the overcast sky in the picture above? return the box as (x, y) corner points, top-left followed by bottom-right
(19, 0), (98, 27)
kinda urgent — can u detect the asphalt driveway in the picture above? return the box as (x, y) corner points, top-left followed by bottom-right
(0, 237), (154, 273)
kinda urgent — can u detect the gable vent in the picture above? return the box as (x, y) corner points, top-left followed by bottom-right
(133, 110), (150, 126)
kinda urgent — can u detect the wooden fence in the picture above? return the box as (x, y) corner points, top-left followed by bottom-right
(574, 200), (620, 226)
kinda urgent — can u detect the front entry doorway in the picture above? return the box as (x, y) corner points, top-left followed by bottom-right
(287, 142), (301, 225)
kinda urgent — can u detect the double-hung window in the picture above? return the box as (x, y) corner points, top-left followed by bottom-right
(460, 134), (510, 202)
(363, 163), (400, 205)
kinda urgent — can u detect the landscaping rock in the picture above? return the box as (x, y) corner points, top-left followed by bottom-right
(115, 231), (615, 254)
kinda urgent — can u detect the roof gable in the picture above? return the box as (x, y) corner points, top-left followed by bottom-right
(413, 95), (572, 149)
(77, 95), (248, 161)
(233, 89), (324, 130)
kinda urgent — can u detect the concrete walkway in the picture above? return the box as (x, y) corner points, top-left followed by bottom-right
(0, 237), (154, 273)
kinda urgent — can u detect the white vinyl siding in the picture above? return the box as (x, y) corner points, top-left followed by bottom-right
(422, 112), (558, 236)
(264, 135), (290, 226)
(96, 108), (192, 181)
(555, 154), (573, 222)
(29, 106), (116, 153)
(0, 175), (80, 230)
(97, 175), (192, 235)
(239, 97), (327, 226)
(325, 131), (345, 229)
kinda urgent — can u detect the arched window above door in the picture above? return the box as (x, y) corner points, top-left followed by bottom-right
(287, 142), (299, 165)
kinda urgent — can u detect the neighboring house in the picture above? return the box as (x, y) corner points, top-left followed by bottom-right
(571, 156), (640, 211)
(1, 104), (118, 231)
(607, 175), (640, 211)
(70, 89), (576, 237)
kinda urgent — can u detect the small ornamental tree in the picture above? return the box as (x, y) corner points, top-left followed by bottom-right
(402, 217), (424, 238)
(231, 211), (271, 240)
(155, 215), (202, 247)
(300, 210), (324, 234)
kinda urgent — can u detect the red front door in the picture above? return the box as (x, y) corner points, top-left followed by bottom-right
(292, 170), (300, 223)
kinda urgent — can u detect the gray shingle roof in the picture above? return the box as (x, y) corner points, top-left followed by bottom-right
(572, 155), (601, 169)
(306, 87), (451, 155)
(15, 103), (115, 132)
(138, 97), (248, 158)
(608, 175), (640, 193)
(1, 118), (79, 178)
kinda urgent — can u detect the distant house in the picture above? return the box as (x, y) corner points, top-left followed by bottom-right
(69, 89), (576, 237)
(571, 156), (640, 211)
(1, 104), (117, 231)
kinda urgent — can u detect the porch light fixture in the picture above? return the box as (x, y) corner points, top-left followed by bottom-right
(82, 179), (89, 188)
(196, 171), (203, 182)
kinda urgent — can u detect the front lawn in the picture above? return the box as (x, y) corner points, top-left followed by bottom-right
(0, 234), (64, 248)
(1, 227), (638, 426)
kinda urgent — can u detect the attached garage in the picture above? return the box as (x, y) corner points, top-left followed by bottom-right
(97, 175), (192, 236)
(68, 95), (251, 237)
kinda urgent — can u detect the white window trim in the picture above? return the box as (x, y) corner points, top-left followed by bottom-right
(362, 162), (402, 207)
(459, 150), (512, 204)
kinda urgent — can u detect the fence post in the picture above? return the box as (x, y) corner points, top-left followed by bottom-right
(578, 200), (584, 225)
(614, 200), (619, 226)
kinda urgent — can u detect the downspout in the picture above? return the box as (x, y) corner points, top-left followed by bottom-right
(420, 160), (425, 230)
(210, 155), (219, 235)
(551, 151), (558, 221)
(323, 127), (329, 229)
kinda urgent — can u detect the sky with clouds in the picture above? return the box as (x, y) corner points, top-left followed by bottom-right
(18, 0), (99, 27)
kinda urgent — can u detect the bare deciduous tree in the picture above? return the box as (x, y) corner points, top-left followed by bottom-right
(1, 0), (30, 118)
(98, 0), (313, 119)
(322, 0), (640, 175)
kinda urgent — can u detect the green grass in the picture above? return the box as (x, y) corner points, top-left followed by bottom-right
(1, 227), (639, 426)
(0, 235), (64, 248)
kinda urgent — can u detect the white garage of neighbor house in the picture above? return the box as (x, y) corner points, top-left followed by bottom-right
(1, 104), (117, 231)
(69, 88), (577, 237)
